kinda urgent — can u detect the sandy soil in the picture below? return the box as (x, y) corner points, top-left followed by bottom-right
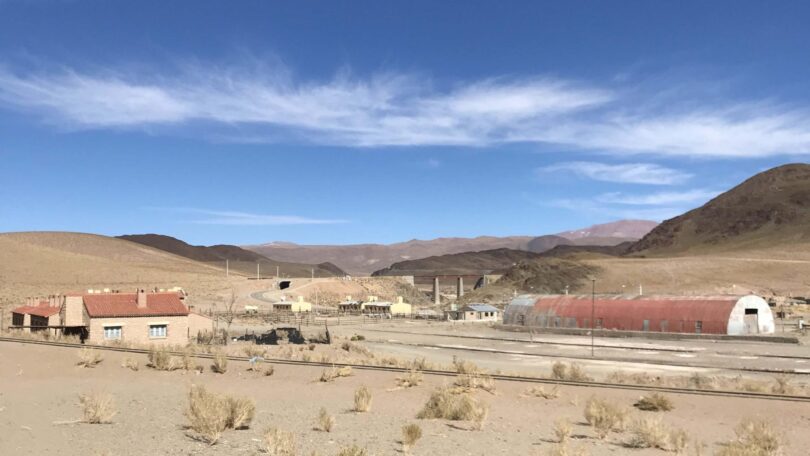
(1, 341), (808, 456)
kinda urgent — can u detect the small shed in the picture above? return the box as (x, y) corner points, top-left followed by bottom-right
(446, 304), (501, 322)
(274, 296), (311, 313)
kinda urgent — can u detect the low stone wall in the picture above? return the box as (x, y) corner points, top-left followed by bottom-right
(494, 324), (800, 344)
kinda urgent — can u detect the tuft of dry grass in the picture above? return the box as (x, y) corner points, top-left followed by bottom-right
(316, 407), (335, 432)
(401, 423), (423, 453)
(523, 385), (560, 399)
(243, 344), (266, 358)
(336, 445), (368, 456)
(633, 393), (674, 412)
(627, 417), (690, 452)
(77, 348), (103, 368)
(121, 357), (139, 371)
(717, 418), (783, 456)
(452, 356), (481, 374)
(319, 365), (353, 382)
(453, 372), (496, 394)
(547, 442), (588, 456)
(553, 419), (572, 443)
(584, 397), (628, 439)
(396, 368), (424, 388)
(551, 362), (591, 382)
(354, 385), (372, 412)
(260, 427), (297, 455)
(147, 346), (172, 370)
(185, 385), (255, 445)
(79, 392), (116, 424)
(211, 352), (228, 374)
(771, 375), (794, 395)
(417, 387), (489, 429)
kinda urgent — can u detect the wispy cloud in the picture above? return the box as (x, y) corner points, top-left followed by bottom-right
(538, 162), (692, 185)
(595, 189), (720, 205)
(545, 197), (687, 221)
(147, 207), (347, 226)
(2, 61), (810, 157)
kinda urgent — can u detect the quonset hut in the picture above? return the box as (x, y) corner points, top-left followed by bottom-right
(503, 295), (774, 335)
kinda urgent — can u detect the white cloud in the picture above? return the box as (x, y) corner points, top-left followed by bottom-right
(2, 62), (810, 158)
(148, 208), (347, 226)
(538, 162), (692, 185)
(546, 198), (686, 221)
(595, 189), (720, 205)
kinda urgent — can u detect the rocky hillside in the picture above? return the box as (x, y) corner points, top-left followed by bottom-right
(118, 234), (344, 277)
(371, 248), (545, 276)
(629, 163), (810, 254)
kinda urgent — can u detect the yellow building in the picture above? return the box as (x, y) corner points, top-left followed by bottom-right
(364, 296), (412, 316)
(274, 296), (312, 313)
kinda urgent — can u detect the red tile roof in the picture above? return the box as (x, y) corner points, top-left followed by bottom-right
(83, 292), (189, 318)
(12, 304), (61, 318)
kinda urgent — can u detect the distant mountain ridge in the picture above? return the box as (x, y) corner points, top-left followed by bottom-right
(118, 234), (344, 277)
(246, 220), (657, 274)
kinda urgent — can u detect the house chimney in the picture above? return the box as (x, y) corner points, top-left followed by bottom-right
(397, 296), (403, 304)
(137, 289), (147, 308)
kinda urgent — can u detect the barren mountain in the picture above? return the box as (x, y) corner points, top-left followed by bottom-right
(247, 220), (654, 275)
(557, 220), (659, 240)
(629, 163), (810, 254)
(371, 248), (545, 276)
(118, 234), (344, 278)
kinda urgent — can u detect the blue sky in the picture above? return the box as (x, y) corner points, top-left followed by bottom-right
(1, 1), (809, 245)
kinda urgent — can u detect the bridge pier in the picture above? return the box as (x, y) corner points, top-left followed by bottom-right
(457, 276), (464, 298)
(433, 277), (440, 306)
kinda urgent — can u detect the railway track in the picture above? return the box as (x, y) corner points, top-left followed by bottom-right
(2, 336), (809, 403)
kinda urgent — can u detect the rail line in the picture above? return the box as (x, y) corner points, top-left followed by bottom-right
(2, 336), (809, 403)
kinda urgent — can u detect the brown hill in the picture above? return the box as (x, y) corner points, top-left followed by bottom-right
(371, 248), (545, 276)
(629, 163), (810, 254)
(0, 232), (232, 312)
(247, 220), (654, 275)
(118, 234), (344, 278)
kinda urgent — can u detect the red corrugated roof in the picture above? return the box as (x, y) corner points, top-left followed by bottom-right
(83, 292), (189, 318)
(521, 295), (740, 335)
(12, 304), (61, 318)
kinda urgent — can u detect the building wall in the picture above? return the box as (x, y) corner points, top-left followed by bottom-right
(390, 302), (412, 315)
(87, 315), (190, 345)
(62, 296), (88, 327)
(188, 312), (215, 337)
(727, 296), (775, 335)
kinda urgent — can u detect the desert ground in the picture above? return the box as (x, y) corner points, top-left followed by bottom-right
(1, 322), (809, 455)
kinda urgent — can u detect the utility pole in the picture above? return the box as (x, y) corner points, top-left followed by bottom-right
(276, 265), (280, 278)
(311, 268), (314, 280)
(256, 262), (260, 280)
(591, 278), (596, 357)
(226, 259), (229, 278)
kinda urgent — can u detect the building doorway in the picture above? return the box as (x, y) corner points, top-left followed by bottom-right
(744, 308), (759, 334)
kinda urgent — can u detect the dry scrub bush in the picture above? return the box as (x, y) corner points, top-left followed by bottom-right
(261, 427), (297, 455)
(547, 442), (589, 456)
(551, 362), (591, 381)
(121, 357), (139, 371)
(79, 392), (116, 424)
(77, 348), (103, 368)
(336, 446), (368, 456)
(185, 385), (255, 445)
(410, 357), (433, 370)
(396, 368), (424, 388)
(771, 375), (794, 395)
(453, 372), (496, 393)
(401, 423), (423, 453)
(264, 365), (275, 376)
(717, 418), (783, 456)
(211, 352), (228, 374)
(523, 385), (560, 399)
(354, 385), (372, 412)
(553, 419), (572, 443)
(452, 356), (481, 374)
(417, 387), (489, 429)
(341, 341), (373, 358)
(583, 397), (628, 439)
(243, 344), (266, 358)
(317, 407), (335, 432)
(687, 373), (716, 390)
(320, 365), (353, 382)
(627, 417), (689, 452)
(633, 393), (674, 412)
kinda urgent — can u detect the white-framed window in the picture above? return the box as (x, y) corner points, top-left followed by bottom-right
(104, 326), (122, 340)
(149, 324), (168, 339)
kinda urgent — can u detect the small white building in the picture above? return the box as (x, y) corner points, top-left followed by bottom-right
(446, 304), (501, 322)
